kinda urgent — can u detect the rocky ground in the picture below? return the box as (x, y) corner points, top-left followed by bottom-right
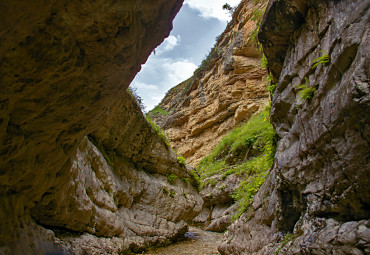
(143, 226), (223, 255)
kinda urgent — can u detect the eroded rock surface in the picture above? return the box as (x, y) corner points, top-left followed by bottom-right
(219, 0), (370, 254)
(193, 174), (241, 233)
(150, 0), (269, 166)
(30, 93), (202, 254)
(0, 0), (205, 254)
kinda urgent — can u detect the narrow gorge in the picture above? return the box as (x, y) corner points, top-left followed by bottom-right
(0, 0), (369, 255)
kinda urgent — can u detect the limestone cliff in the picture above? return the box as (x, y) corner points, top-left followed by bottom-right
(150, 0), (269, 166)
(219, 0), (370, 254)
(0, 0), (204, 254)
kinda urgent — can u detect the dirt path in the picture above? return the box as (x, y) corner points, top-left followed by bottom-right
(143, 227), (224, 255)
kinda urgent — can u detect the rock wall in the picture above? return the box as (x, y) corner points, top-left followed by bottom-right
(151, 0), (269, 166)
(219, 0), (370, 254)
(0, 0), (204, 254)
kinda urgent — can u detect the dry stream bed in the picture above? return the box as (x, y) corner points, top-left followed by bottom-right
(142, 227), (223, 255)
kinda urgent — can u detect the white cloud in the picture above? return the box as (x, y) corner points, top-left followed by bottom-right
(134, 82), (157, 90)
(132, 57), (197, 111)
(163, 60), (197, 86)
(156, 35), (181, 55)
(185, 0), (241, 21)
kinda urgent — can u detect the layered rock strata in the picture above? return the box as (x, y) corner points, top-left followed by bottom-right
(151, 0), (269, 166)
(0, 0), (205, 254)
(219, 0), (370, 254)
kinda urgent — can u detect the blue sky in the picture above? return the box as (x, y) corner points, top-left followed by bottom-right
(131, 0), (241, 111)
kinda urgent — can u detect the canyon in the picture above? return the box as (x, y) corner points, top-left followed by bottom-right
(150, 0), (269, 166)
(0, 0), (369, 254)
(0, 0), (203, 254)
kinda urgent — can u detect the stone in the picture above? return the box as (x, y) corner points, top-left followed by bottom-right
(0, 0), (206, 254)
(149, 0), (270, 166)
(219, 0), (370, 254)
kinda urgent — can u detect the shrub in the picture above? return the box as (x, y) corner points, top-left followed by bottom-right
(311, 51), (330, 69)
(260, 53), (268, 69)
(163, 186), (169, 194)
(146, 117), (170, 145)
(293, 77), (316, 102)
(127, 87), (145, 111)
(222, 3), (235, 15)
(266, 73), (277, 97)
(169, 190), (176, 198)
(189, 170), (202, 191)
(167, 173), (178, 184)
(177, 156), (186, 166)
(181, 177), (190, 184)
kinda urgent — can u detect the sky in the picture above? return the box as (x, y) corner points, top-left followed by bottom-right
(131, 0), (242, 111)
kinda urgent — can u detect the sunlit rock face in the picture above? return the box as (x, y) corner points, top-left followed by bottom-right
(0, 0), (204, 254)
(151, 0), (270, 166)
(219, 0), (370, 254)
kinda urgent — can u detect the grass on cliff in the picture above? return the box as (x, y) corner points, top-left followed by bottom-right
(146, 117), (170, 146)
(197, 107), (276, 219)
(146, 105), (169, 119)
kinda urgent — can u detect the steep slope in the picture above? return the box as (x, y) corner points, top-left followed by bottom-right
(149, 0), (270, 166)
(219, 0), (370, 254)
(0, 0), (205, 254)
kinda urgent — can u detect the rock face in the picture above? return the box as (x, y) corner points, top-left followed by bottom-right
(219, 0), (370, 254)
(150, 0), (269, 166)
(0, 0), (205, 254)
(30, 93), (202, 254)
(193, 174), (240, 233)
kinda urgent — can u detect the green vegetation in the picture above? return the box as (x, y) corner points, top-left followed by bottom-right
(147, 105), (169, 118)
(311, 51), (330, 69)
(189, 170), (202, 192)
(163, 186), (176, 198)
(250, 8), (265, 46)
(196, 108), (276, 219)
(127, 87), (145, 111)
(293, 77), (316, 102)
(177, 156), (186, 166)
(198, 108), (275, 175)
(222, 3), (235, 15)
(251, 9), (264, 25)
(274, 233), (295, 254)
(266, 73), (277, 97)
(169, 190), (176, 198)
(204, 178), (218, 187)
(181, 177), (190, 184)
(166, 173), (178, 184)
(162, 186), (169, 194)
(254, 0), (264, 4)
(260, 53), (268, 69)
(231, 168), (269, 220)
(146, 117), (170, 145)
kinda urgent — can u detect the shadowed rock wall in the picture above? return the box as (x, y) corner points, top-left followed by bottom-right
(0, 0), (204, 254)
(219, 0), (370, 254)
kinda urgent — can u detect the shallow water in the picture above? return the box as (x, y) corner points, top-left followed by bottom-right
(143, 227), (224, 255)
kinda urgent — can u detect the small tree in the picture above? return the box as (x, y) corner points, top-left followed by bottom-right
(128, 86), (146, 111)
(223, 3), (234, 15)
